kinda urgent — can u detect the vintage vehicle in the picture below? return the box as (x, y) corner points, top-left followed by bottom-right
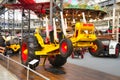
(3, 0), (119, 71)
(94, 20), (120, 58)
(60, 22), (103, 57)
(61, 1), (120, 58)
(21, 26), (70, 69)
(97, 34), (120, 58)
(21, 20), (119, 69)
(61, 22), (120, 58)
(2, 36), (20, 56)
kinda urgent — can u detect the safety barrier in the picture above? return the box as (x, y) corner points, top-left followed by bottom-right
(0, 53), (50, 80)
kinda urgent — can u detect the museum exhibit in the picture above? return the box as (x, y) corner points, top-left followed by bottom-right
(0, 0), (120, 80)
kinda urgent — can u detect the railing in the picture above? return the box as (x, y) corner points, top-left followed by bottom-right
(0, 53), (50, 80)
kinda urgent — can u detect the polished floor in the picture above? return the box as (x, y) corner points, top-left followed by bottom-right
(0, 54), (120, 80)
(0, 64), (18, 80)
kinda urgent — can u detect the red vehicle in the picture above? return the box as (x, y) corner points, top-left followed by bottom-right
(3, 0), (49, 16)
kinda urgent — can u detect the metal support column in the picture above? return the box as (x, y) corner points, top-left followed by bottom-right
(21, 9), (31, 36)
(0, 13), (5, 34)
(8, 9), (15, 36)
(49, 0), (63, 42)
(50, 0), (63, 28)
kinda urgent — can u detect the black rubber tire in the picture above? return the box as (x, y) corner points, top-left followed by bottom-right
(88, 39), (103, 57)
(112, 44), (119, 58)
(21, 35), (41, 69)
(48, 54), (67, 67)
(59, 38), (73, 58)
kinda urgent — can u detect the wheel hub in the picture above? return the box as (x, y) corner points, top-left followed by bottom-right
(61, 42), (67, 54)
(21, 42), (28, 62)
(91, 43), (97, 53)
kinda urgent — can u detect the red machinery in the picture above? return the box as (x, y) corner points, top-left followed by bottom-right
(3, 0), (50, 16)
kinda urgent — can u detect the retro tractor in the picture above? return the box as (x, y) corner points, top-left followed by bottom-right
(97, 32), (120, 58)
(60, 22), (120, 58)
(21, 27), (73, 69)
(60, 22), (105, 57)
(3, 36), (20, 56)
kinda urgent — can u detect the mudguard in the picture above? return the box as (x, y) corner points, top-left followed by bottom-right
(109, 40), (119, 55)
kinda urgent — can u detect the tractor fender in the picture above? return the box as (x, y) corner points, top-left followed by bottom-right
(109, 40), (119, 55)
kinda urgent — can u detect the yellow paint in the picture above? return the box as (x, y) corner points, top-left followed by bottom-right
(35, 44), (59, 55)
(64, 46), (67, 50)
(8, 44), (20, 52)
(91, 44), (98, 51)
(34, 28), (45, 48)
(70, 22), (97, 47)
(23, 49), (28, 55)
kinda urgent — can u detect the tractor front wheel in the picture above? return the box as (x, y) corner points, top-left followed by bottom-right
(59, 38), (73, 58)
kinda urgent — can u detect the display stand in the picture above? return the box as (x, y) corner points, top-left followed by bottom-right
(27, 59), (39, 80)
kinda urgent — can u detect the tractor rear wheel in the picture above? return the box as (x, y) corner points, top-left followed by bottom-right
(59, 38), (73, 58)
(88, 39), (103, 56)
(21, 35), (41, 69)
(48, 54), (67, 67)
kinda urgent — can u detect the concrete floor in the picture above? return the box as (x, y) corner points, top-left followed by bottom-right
(67, 52), (120, 77)
(0, 64), (18, 80)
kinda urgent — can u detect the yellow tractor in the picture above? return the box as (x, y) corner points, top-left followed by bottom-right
(3, 36), (20, 56)
(21, 27), (72, 68)
(21, 21), (104, 69)
(60, 22), (103, 58)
